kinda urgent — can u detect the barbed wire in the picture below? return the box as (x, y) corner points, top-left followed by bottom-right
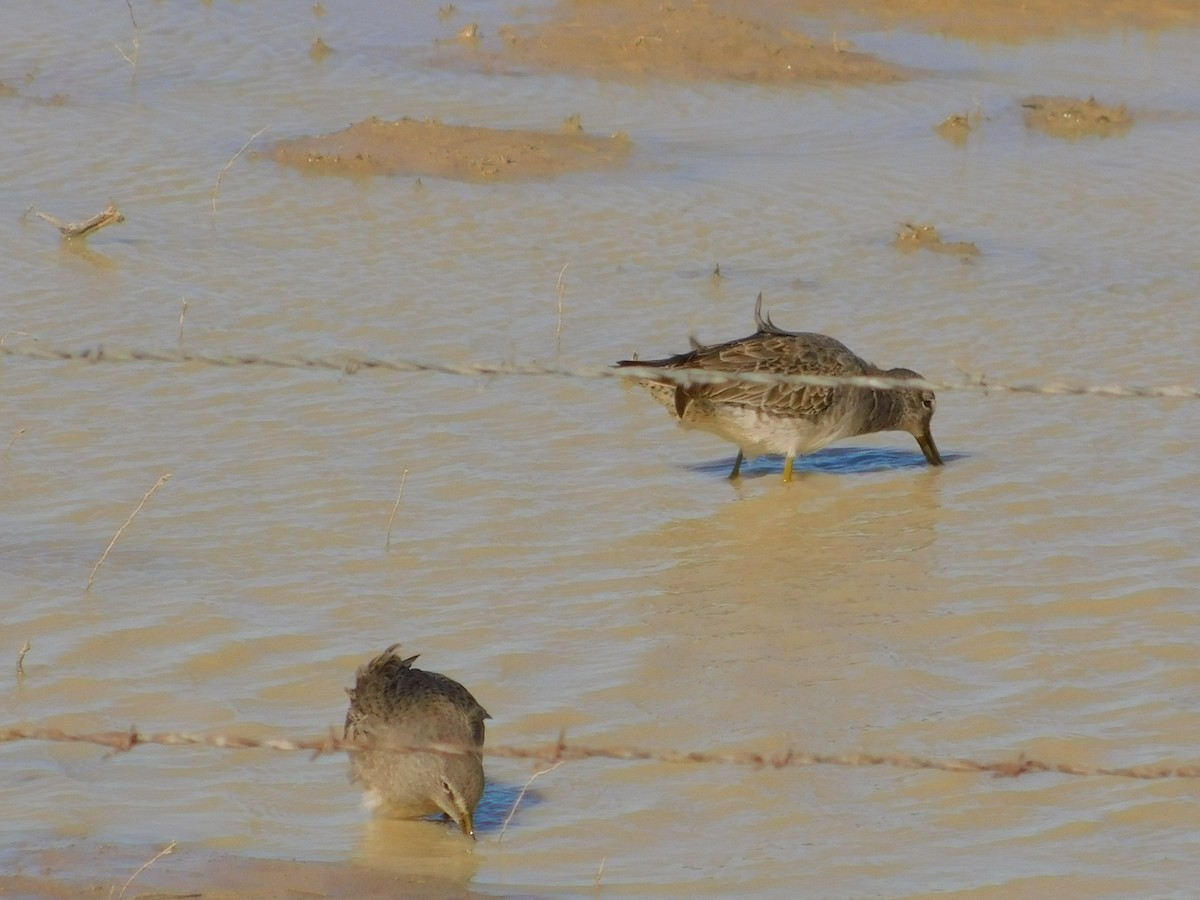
(2, 342), (1198, 399)
(3, 725), (1197, 780)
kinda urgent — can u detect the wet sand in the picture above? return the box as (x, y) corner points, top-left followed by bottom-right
(262, 0), (1185, 185)
(2, 844), (485, 899)
(269, 116), (631, 182)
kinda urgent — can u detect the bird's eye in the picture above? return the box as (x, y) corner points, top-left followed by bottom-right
(922, 396), (935, 411)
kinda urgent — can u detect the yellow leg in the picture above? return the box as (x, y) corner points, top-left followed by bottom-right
(728, 450), (745, 480)
(782, 455), (795, 483)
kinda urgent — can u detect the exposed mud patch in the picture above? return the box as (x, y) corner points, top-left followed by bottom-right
(894, 223), (980, 257)
(1, 82), (69, 106)
(1, 842), (481, 900)
(455, 0), (909, 84)
(934, 108), (985, 146)
(310, 36), (334, 62)
(268, 116), (631, 181)
(1021, 95), (1132, 139)
(793, 0), (1200, 42)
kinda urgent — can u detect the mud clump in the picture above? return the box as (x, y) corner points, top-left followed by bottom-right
(269, 116), (631, 182)
(309, 37), (333, 62)
(476, 0), (909, 84)
(1021, 96), (1132, 139)
(792, 0), (1200, 42)
(894, 223), (980, 258)
(934, 108), (986, 146)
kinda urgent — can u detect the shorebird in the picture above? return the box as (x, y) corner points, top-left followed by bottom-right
(616, 293), (944, 482)
(344, 644), (490, 838)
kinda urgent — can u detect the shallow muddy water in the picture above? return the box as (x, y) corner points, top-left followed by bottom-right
(2, 2), (1200, 897)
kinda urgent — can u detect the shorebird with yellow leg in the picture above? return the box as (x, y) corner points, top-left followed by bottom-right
(616, 293), (944, 483)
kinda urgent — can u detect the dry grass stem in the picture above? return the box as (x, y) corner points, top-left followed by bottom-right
(34, 203), (125, 239)
(595, 857), (606, 886)
(6, 427), (26, 452)
(555, 261), (569, 353)
(86, 473), (172, 593)
(115, 0), (140, 68)
(16, 641), (31, 681)
(178, 298), (189, 348)
(497, 760), (563, 842)
(0, 330), (37, 348)
(114, 839), (176, 900)
(385, 468), (410, 549)
(212, 125), (271, 218)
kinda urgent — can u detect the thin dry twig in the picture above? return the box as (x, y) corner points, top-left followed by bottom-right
(212, 125), (271, 218)
(386, 472), (410, 549)
(595, 857), (606, 886)
(384, 468), (410, 550)
(16, 641), (31, 681)
(554, 261), (569, 353)
(114, 0), (140, 69)
(0, 330), (37, 348)
(86, 473), (172, 593)
(114, 839), (176, 900)
(6, 427), (26, 453)
(33, 204), (125, 239)
(498, 760), (563, 842)
(178, 298), (189, 348)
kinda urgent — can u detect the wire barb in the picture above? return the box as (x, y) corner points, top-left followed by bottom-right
(2, 725), (1198, 780)
(1, 342), (1197, 400)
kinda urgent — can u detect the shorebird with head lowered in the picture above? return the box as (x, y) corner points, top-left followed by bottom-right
(616, 293), (944, 482)
(344, 644), (490, 839)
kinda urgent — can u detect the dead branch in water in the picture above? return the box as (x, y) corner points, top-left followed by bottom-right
(115, 0), (140, 69)
(16, 641), (31, 682)
(30, 203), (125, 239)
(499, 760), (562, 842)
(178, 298), (190, 349)
(212, 125), (271, 219)
(385, 468), (410, 549)
(115, 839), (176, 899)
(86, 473), (172, 593)
(554, 261), (569, 354)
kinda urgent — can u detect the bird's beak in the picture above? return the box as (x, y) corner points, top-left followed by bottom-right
(917, 428), (944, 466)
(459, 809), (476, 840)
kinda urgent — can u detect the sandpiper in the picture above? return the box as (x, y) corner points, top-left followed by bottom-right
(616, 293), (943, 482)
(344, 644), (490, 838)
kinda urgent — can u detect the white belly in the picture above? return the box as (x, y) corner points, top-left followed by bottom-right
(636, 381), (856, 458)
(680, 400), (851, 458)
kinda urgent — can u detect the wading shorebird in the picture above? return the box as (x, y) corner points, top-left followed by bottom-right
(616, 293), (944, 482)
(344, 644), (490, 838)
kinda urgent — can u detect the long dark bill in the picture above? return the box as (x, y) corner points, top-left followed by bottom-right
(917, 428), (944, 466)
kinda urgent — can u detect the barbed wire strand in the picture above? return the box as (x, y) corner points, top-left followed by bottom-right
(2, 342), (1198, 399)
(3, 726), (1197, 780)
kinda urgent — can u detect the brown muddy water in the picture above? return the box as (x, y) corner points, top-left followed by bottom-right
(3, 1), (1200, 897)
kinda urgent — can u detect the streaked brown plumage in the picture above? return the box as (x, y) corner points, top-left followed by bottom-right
(344, 644), (489, 838)
(616, 293), (943, 481)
